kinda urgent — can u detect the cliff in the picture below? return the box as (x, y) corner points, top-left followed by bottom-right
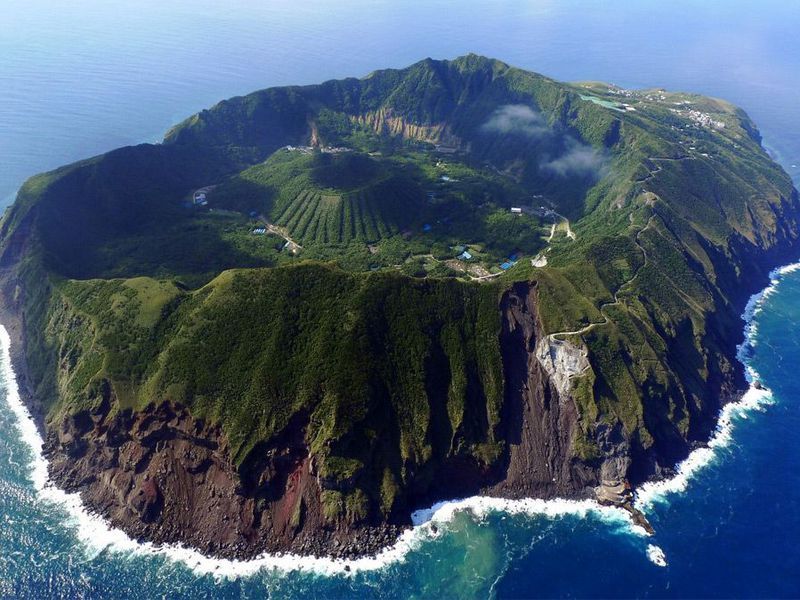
(1, 54), (799, 558)
(36, 277), (609, 559)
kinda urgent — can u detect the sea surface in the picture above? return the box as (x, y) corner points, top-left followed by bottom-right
(1, 1), (799, 597)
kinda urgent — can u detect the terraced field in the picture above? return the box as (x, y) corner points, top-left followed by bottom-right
(271, 177), (424, 244)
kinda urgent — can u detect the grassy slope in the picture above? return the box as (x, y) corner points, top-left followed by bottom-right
(4, 55), (799, 513)
(31, 263), (504, 517)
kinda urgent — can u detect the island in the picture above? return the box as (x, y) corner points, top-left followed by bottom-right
(1, 55), (797, 559)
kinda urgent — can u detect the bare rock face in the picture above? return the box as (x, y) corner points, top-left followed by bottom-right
(40, 279), (613, 560)
(592, 422), (633, 503)
(490, 282), (599, 500)
(44, 401), (402, 559)
(351, 108), (464, 148)
(535, 337), (589, 398)
(130, 479), (162, 522)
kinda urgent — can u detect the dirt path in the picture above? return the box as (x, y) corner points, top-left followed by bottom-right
(544, 212), (574, 242)
(636, 155), (692, 184)
(470, 271), (504, 281)
(259, 216), (304, 250)
(550, 215), (654, 342)
(547, 154), (695, 342)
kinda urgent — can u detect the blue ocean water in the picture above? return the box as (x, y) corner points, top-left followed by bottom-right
(1, 1), (799, 597)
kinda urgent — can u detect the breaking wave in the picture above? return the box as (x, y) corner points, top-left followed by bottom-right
(646, 544), (667, 567)
(0, 325), (643, 579)
(0, 262), (795, 578)
(635, 262), (800, 510)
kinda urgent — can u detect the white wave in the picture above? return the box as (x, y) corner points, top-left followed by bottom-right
(776, 262), (800, 276)
(634, 383), (772, 509)
(646, 544), (667, 567)
(1, 260), (796, 578)
(0, 324), (644, 579)
(635, 260), (799, 510)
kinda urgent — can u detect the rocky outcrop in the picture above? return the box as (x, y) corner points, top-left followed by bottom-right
(352, 109), (464, 148)
(489, 282), (653, 533)
(37, 279), (613, 560)
(490, 282), (598, 499)
(535, 337), (589, 398)
(44, 399), (402, 559)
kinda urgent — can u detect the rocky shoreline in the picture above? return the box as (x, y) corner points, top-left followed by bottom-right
(0, 269), (755, 561)
(1, 199), (797, 562)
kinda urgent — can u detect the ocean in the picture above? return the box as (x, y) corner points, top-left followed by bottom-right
(1, 1), (799, 597)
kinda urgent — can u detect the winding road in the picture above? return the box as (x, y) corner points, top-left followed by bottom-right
(258, 215), (304, 251)
(550, 215), (655, 342)
(547, 153), (699, 343)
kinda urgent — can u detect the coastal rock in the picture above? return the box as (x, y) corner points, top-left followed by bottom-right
(1, 54), (799, 562)
(535, 337), (589, 398)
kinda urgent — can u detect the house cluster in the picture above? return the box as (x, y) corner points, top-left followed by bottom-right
(500, 253), (519, 271)
(434, 144), (458, 154)
(523, 205), (555, 219)
(193, 191), (208, 206)
(285, 145), (314, 155)
(284, 145), (352, 154)
(454, 245), (472, 261)
(606, 86), (636, 98)
(605, 86), (668, 104)
(282, 240), (301, 254)
(670, 108), (726, 130)
(320, 146), (351, 154)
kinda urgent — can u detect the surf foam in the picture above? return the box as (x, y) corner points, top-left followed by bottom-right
(635, 262), (799, 510)
(2, 260), (796, 578)
(0, 325), (645, 579)
(646, 544), (667, 567)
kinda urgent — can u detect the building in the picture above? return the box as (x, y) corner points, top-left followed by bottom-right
(458, 250), (473, 261)
(510, 207), (522, 214)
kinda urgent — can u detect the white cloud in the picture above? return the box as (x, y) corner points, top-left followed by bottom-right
(481, 104), (548, 137)
(541, 138), (608, 179)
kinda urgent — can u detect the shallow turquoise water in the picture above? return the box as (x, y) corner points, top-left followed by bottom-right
(1, 1), (799, 597)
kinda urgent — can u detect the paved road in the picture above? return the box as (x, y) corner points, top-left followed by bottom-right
(548, 153), (696, 343)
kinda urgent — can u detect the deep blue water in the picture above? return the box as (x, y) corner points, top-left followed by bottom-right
(1, 1), (799, 597)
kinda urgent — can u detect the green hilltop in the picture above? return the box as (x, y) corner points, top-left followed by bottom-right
(3, 54), (798, 528)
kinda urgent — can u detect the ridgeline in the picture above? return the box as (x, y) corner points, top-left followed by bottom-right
(1, 55), (798, 558)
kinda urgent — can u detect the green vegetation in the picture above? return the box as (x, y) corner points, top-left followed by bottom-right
(30, 263), (505, 516)
(3, 54), (798, 520)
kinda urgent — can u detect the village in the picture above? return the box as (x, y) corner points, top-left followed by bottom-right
(185, 130), (585, 283)
(186, 162), (577, 282)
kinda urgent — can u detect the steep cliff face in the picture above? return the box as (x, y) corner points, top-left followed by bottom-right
(38, 278), (614, 559)
(351, 109), (464, 148)
(491, 282), (597, 499)
(45, 399), (405, 559)
(3, 54), (800, 559)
